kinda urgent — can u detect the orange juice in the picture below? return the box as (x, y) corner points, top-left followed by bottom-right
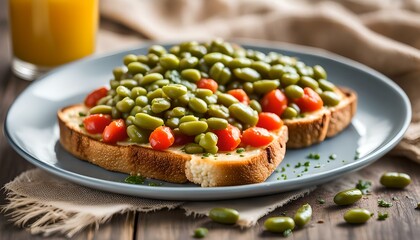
(9, 0), (98, 67)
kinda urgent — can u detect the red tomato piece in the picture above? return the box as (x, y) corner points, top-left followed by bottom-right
(149, 126), (175, 150)
(83, 114), (112, 134)
(260, 89), (288, 116)
(213, 124), (241, 151)
(241, 127), (274, 147)
(84, 87), (108, 108)
(173, 133), (194, 146)
(294, 87), (323, 113)
(102, 119), (128, 144)
(256, 112), (283, 131)
(227, 89), (250, 104)
(196, 78), (218, 93)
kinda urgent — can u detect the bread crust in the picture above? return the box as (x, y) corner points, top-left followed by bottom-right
(284, 87), (357, 148)
(57, 105), (288, 186)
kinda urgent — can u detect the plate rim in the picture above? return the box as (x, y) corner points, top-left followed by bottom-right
(4, 40), (412, 200)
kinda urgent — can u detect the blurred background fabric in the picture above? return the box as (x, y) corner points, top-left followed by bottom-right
(99, 0), (420, 162)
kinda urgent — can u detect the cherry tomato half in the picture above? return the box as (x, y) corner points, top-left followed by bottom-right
(84, 87), (108, 108)
(196, 78), (218, 93)
(83, 114), (112, 134)
(256, 112), (283, 131)
(149, 126), (175, 150)
(241, 127), (274, 147)
(260, 89), (288, 116)
(294, 87), (323, 113)
(213, 124), (241, 151)
(102, 119), (128, 144)
(227, 89), (250, 104)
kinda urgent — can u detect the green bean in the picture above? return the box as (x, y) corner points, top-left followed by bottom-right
(97, 95), (113, 106)
(318, 79), (335, 91)
(169, 107), (186, 118)
(380, 172), (411, 188)
(208, 105), (230, 118)
(162, 84), (188, 99)
(189, 97), (208, 114)
(181, 69), (201, 82)
(141, 73), (164, 86)
(217, 93), (239, 107)
(165, 117), (180, 129)
(192, 227), (208, 239)
(137, 55), (148, 64)
(229, 103), (258, 126)
(233, 67), (261, 82)
(116, 97), (135, 113)
(159, 54), (179, 70)
(180, 115), (199, 123)
(207, 117), (228, 130)
(125, 115), (136, 126)
(281, 107), (298, 119)
(195, 89), (213, 98)
(189, 45), (207, 58)
(269, 64), (285, 79)
(148, 45), (167, 57)
(89, 105), (113, 114)
(110, 80), (120, 89)
(184, 143), (204, 154)
(294, 204), (312, 227)
(209, 62), (231, 85)
(130, 106), (142, 116)
(299, 76), (319, 90)
(264, 217), (295, 233)
(175, 94), (190, 107)
(130, 87), (147, 99)
(320, 91), (340, 106)
(280, 73), (300, 87)
(123, 54), (138, 66)
(313, 65), (327, 80)
(140, 105), (152, 115)
(135, 96), (149, 107)
(203, 52), (224, 66)
(151, 98), (171, 113)
(194, 133), (205, 144)
(334, 189), (362, 205)
(344, 208), (372, 224)
(119, 79), (138, 89)
(111, 107), (121, 119)
(199, 132), (218, 152)
(146, 88), (163, 100)
(249, 100), (262, 113)
(169, 45), (180, 55)
(127, 62), (150, 75)
(209, 207), (239, 225)
(228, 58), (252, 69)
(253, 80), (280, 94)
(242, 82), (254, 94)
(113, 67), (125, 80)
(179, 56), (199, 70)
(134, 113), (164, 130)
(251, 61), (271, 78)
(179, 121), (208, 136)
(297, 66), (314, 77)
(147, 53), (159, 67)
(227, 81), (241, 91)
(116, 85), (131, 98)
(284, 85), (304, 99)
(154, 79), (170, 87)
(127, 125), (149, 143)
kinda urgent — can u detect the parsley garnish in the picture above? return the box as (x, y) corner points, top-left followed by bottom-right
(355, 180), (372, 195)
(378, 199), (393, 208)
(124, 175), (145, 184)
(377, 212), (388, 221)
(329, 154), (337, 160)
(317, 198), (325, 204)
(236, 148), (245, 153)
(283, 229), (292, 237)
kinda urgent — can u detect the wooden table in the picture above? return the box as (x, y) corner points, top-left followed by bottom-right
(1, 2), (419, 239)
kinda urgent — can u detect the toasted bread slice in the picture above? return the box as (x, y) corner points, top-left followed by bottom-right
(284, 87), (357, 148)
(57, 105), (288, 187)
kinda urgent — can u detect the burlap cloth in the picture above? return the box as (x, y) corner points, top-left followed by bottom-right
(3, 0), (420, 237)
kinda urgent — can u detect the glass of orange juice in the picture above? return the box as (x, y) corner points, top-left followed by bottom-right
(8, 0), (98, 80)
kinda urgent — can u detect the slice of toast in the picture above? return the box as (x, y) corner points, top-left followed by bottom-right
(57, 104), (288, 187)
(284, 87), (357, 148)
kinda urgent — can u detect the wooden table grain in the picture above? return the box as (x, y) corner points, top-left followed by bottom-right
(1, 2), (419, 239)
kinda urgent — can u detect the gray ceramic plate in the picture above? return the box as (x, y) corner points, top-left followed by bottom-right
(4, 41), (411, 200)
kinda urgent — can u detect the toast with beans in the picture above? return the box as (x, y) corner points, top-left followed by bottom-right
(58, 39), (356, 186)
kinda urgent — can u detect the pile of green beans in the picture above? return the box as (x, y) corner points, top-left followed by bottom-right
(89, 39), (339, 152)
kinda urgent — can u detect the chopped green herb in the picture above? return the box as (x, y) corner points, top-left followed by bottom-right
(286, 164), (290, 167)
(295, 162), (302, 168)
(277, 177), (281, 180)
(297, 174), (302, 177)
(329, 154), (337, 160)
(226, 153), (232, 155)
(283, 229), (292, 237)
(377, 212), (388, 221)
(78, 112), (87, 117)
(313, 154), (320, 160)
(124, 175), (145, 184)
(79, 123), (84, 128)
(148, 182), (163, 187)
(274, 170), (279, 173)
(317, 199), (325, 204)
(303, 167), (308, 172)
(304, 161), (310, 167)
(314, 165), (321, 168)
(239, 154), (244, 157)
(355, 180), (372, 195)
(281, 167), (286, 172)
(378, 199), (393, 208)
(342, 160), (346, 163)
(354, 150), (360, 160)
(203, 153), (211, 157)
(236, 148), (245, 153)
